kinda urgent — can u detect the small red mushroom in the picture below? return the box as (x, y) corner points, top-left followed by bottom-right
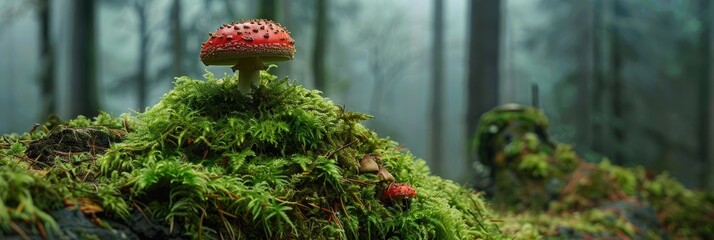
(383, 183), (417, 201)
(200, 19), (295, 93)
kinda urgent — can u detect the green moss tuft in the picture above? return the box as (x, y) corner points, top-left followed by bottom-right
(0, 165), (63, 235)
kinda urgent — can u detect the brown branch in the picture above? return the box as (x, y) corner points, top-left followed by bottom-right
(325, 140), (358, 159)
(8, 221), (29, 240)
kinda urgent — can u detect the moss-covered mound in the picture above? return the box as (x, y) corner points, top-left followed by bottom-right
(1, 72), (507, 239)
(476, 104), (714, 239)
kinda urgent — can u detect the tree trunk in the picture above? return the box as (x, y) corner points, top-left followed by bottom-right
(135, 1), (148, 110)
(312, 0), (327, 91)
(467, 0), (501, 167)
(430, 0), (444, 175)
(698, 0), (712, 189)
(6, 30), (17, 130)
(368, 43), (385, 115)
(38, 0), (55, 119)
(576, 0), (593, 153)
(610, 0), (625, 164)
(170, 0), (184, 78)
(591, 0), (605, 155)
(259, 0), (277, 20)
(68, 0), (99, 118)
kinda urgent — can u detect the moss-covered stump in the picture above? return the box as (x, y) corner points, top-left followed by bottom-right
(475, 104), (714, 239)
(1, 72), (508, 239)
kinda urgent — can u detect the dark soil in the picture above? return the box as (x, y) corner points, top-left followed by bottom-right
(25, 128), (124, 164)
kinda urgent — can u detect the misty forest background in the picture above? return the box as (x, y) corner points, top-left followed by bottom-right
(1, 0), (713, 191)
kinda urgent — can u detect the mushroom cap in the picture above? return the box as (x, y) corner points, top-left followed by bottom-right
(200, 19), (295, 68)
(383, 183), (417, 200)
(359, 154), (380, 173)
(377, 166), (395, 182)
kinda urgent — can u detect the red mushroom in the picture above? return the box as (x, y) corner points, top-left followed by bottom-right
(200, 19), (296, 93)
(383, 183), (417, 201)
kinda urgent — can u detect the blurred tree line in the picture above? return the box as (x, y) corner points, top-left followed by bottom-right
(0, 0), (712, 189)
(500, 0), (713, 189)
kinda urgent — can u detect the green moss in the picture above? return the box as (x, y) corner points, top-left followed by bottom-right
(1, 71), (507, 239)
(0, 165), (63, 235)
(498, 210), (640, 239)
(101, 72), (504, 239)
(474, 104), (550, 168)
(476, 105), (714, 239)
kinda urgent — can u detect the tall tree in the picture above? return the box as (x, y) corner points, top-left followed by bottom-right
(37, 0), (55, 119)
(68, 0), (99, 117)
(575, 0), (593, 153)
(259, 0), (277, 20)
(430, 0), (444, 175)
(170, 0), (184, 78)
(698, 0), (712, 189)
(591, 0), (606, 156)
(610, 0), (626, 164)
(312, 0), (327, 91)
(467, 0), (501, 167)
(134, 1), (149, 110)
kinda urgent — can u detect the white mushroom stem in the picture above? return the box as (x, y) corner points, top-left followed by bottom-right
(237, 69), (260, 94)
(231, 58), (265, 94)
